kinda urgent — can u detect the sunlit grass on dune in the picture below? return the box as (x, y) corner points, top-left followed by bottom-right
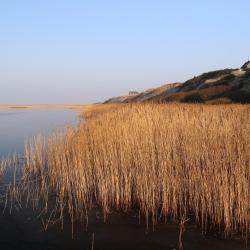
(17, 103), (250, 238)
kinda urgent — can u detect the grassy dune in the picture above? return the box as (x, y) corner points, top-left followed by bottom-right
(18, 104), (250, 238)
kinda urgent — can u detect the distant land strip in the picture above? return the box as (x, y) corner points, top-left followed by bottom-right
(0, 104), (92, 110)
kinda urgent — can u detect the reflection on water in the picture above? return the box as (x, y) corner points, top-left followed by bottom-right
(0, 109), (79, 157)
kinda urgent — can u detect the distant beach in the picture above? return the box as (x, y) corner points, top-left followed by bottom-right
(0, 104), (90, 110)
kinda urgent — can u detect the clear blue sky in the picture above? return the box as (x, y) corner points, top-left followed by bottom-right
(1, 0), (249, 104)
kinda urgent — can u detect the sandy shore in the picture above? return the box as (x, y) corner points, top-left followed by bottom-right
(0, 104), (94, 111)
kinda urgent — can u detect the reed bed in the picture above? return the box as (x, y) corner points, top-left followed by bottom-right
(0, 159), (8, 178)
(19, 104), (250, 238)
(0, 156), (21, 211)
(0, 156), (15, 177)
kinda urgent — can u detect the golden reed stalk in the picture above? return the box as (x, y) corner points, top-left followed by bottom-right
(19, 103), (250, 238)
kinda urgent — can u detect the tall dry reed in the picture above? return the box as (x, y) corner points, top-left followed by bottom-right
(20, 104), (250, 237)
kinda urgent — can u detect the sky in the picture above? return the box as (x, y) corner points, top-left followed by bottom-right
(0, 0), (250, 104)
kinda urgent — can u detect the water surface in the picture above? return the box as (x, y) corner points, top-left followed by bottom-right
(0, 109), (79, 157)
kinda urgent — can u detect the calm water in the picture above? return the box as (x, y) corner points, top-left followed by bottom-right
(0, 109), (79, 157)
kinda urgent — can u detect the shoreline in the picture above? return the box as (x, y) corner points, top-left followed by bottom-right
(0, 104), (95, 111)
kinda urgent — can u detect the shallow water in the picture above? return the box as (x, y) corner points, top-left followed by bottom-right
(0, 109), (79, 157)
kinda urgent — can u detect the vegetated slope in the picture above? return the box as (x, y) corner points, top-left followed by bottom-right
(104, 61), (250, 104)
(104, 83), (181, 104)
